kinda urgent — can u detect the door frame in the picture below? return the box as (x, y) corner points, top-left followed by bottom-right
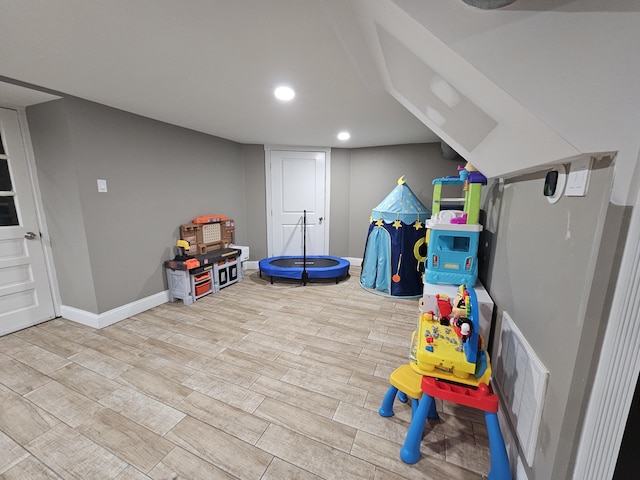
(264, 145), (331, 258)
(1, 103), (61, 318)
(572, 182), (640, 479)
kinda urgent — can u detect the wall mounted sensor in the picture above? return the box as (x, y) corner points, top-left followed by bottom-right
(544, 171), (558, 196)
(544, 164), (567, 204)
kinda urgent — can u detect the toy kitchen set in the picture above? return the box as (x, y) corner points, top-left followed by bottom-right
(164, 214), (248, 305)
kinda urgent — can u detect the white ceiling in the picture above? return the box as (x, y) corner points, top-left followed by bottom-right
(3, 0), (636, 199)
(0, 0), (439, 148)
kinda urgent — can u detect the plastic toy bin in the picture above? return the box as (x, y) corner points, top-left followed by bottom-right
(193, 272), (210, 283)
(195, 280), (212, 297)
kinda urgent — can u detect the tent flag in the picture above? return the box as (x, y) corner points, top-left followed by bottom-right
(360, 176), (430, 297)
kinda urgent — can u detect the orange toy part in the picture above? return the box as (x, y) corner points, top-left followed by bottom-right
(184, 258), (201, 269)
(193, 214), (227, 224)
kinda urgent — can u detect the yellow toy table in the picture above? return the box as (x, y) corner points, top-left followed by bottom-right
(410, 287), (492, 387)
(410, 313), (491, 387)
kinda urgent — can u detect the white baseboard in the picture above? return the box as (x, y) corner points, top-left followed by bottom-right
(60, 291), (170, 329)
(344, 257), (362, 267)
(61, 257), (362, 329)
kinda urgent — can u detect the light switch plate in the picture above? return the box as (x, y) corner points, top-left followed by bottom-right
(97, 179), (108, 192)
(565, 157), (592, 197)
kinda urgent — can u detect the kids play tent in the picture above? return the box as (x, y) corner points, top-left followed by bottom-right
(360, 176), (430, 297)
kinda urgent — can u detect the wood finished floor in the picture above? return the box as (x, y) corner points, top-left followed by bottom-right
(0, 267), (490, 480)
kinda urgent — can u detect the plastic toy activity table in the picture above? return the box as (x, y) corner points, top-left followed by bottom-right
(380, 286), (512, 480)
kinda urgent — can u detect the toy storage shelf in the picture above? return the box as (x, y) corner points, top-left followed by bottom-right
(166, 266), (214, 306)
(214, 256), (242, 290)
(192, 270), (213, 300)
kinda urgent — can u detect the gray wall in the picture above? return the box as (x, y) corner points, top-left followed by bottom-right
(241, 144), (268, 261)
(482, 157), (623, 480)
(26, 99), (98, 313)
(329, 148), (351, 257)
(347, 143), (464, 257)
(27, 98), (462, 314)
(236, 143), (462, 262)
(26, 96), (624, 477)
(28, 97), (247, 313)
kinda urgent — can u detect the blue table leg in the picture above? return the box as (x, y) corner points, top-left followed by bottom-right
(411, 397), (418, 416)
(398, 391), (408, 403)
(379, 385), (398, 417)
(427, 396), (439, 420)
(400, 393), (433, 464)
(485, 411), (512, 480)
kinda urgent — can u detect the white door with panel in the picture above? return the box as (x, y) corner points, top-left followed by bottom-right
(267, 149), (329, 256)
(0, 107), (55, 335)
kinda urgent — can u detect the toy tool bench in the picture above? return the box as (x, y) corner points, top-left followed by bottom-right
(165, 214), (242, 305)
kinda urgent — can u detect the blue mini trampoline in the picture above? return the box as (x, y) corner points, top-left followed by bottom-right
(259, 255), (350, 284)
(259, 210), (350, 285)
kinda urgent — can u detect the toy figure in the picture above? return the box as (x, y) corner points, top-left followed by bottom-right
(452, 295), (467, 318)
(453, 317), (473, 343)
(435, 294), (452, 325)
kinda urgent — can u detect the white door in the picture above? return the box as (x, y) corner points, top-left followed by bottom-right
(266, 149), (329, 257)
(0, 108), (55, 335)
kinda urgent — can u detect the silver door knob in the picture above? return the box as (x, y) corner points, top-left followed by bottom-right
(319, 217), (324, 224)
(24, 232), (37, 240)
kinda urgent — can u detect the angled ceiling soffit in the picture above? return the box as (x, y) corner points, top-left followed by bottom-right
(376, 24), (496, 153)
(353, 0), (580, 178)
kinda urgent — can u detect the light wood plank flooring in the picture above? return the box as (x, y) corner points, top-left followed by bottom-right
(0, 267), (491, 479)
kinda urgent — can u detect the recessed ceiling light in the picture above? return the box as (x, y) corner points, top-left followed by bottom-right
(337, 131), (350, 141)
(274, 86), (295, 101)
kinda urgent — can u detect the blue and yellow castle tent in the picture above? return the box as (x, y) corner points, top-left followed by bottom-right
(360, 176), (430, 297)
